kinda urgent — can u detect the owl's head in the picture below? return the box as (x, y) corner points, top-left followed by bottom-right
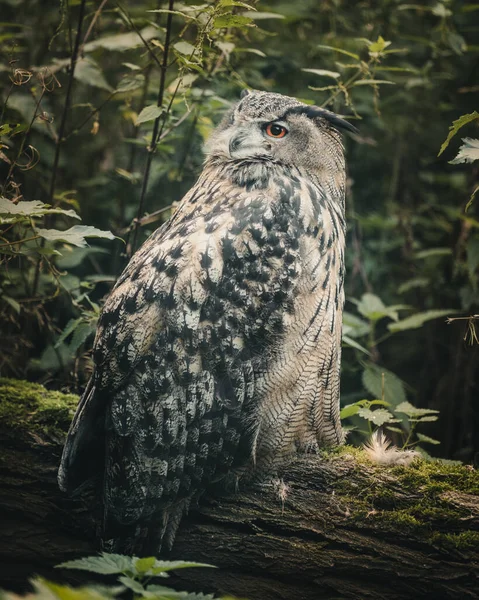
(204, 90), (356, 178)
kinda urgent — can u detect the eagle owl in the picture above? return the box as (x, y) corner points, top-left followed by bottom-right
(58, 90), (355, 554)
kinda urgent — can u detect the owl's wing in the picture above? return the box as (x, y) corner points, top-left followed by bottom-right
(58, 177), (303, 550)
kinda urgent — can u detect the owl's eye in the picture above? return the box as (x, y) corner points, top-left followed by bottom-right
(264, 123), (288, 138)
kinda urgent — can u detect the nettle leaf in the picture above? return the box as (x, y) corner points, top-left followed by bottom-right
(83, 26), (158, 52)
(136, 105), (165, 125)
(342, 311), (370, 337)
(242, 10), (285, 19)
(395, 401), (439, 418)
(57, 553), (134, 574)
(118, 576), (145, 594)
(145, 586), (216, 599)
(148, 560), (215, 574)
(213, 14), (254, 28)
(134, 556), (157, 574)
(342, 334), (370, 355)
(362, 363), (407, 407)
(174, 40), (196, 56)
(0, 198), (80, 220)
(438, 111), (479, 156)
(74, 58), (112, 92)
(449, 138), (479, 164)
(354, 293), (409, 322)
(415, 247), (452, 259)
(36, 226), (115, 248)
(302, 68), (340, 79)
(398, 277), (430, 294)
(116, 73), (145, 94)
(417, 433), (441, 445)
(388, 309), (455, 332)
(357, 407), (394, 426)
(340, 403), (361, 419)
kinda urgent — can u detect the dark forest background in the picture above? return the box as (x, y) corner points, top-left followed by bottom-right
(0, 0), (478, 462)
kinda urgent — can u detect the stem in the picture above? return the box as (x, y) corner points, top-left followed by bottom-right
(32, 0), (87, 297)
(79, 0), (109, 56)
(130, 0), (174, 254)
(0, 235), (41, 248)
(47, 0), (87, 207)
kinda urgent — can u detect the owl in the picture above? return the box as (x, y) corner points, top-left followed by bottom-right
(58, 90), (355, 554)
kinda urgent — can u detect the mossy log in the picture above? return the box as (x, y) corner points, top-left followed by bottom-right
(1, 378), (478, 600)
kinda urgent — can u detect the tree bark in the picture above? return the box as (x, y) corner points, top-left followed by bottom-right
(0, 379), (478, 600)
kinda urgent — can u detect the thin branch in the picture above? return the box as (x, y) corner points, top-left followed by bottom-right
(116, 2), (163, 69)
(130, 0), (175, 254)
(32, 0), (88, 297)
(79, 0), (109, 56)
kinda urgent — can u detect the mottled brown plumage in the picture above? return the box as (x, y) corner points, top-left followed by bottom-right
(58, 90), (354, 554)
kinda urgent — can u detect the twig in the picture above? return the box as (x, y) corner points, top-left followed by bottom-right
(79, 0), (109, 56)
(130, 0), (175, 254)
(116, 2), (163, 69)
(32, 0), (88, 297)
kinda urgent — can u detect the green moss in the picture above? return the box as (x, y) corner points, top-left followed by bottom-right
(430, 531), (479, 551)
(322, 444), (479, 552)
(0, 377), (79, 439)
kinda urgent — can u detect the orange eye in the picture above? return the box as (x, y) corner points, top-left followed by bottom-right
(265, 123), (288, 138)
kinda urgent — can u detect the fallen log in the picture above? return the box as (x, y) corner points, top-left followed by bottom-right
(0, 378), (478, 600)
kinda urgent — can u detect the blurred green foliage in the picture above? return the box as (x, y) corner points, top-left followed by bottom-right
(0, 553), (238, 599)
(0, 0), (478, 461)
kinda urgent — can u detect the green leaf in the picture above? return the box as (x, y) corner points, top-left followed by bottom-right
(342, 334), (370, 355)
(342, 311), (370, 337)
(74, 58), (112, 92)
(234, 47), (267, 57)
(366, 35), (392, 53)
(357, 407), (394, 426)
(134, 556), (157, 574)
(241, 10), (285, 19)
(136, 105), (165, 125)
(56, 246), (109, 269)
(438, 111), (479, 156)
(148, 560), (215, 574)
(395, 401), (439, 418)
(398, 277), (430, 294)
(36, 226), (115, 248)
(449, 138), (479, 164)
(414, 247), (452, 259)
(388, 309), (455, 332)
(352, 79), (395, 86)
(354, 293), (409, 322)
(213, 14), (253, 28)
(118, 576), (145, 594)
(317, 44), (359, 59)
(417, 433), (441, 445)
(302, 68), (340, 79)
(57, 553), (134, 574)
(83, 26), (158, 52)
(362, 363), (407, 407)
(174, 41), (196, 56)
(2, 295), (21, 314)
(0, 198), (80, 220)
(55, 317), (82, 348)
(116, 73), (145, 93)
(340, 403), (361, 419)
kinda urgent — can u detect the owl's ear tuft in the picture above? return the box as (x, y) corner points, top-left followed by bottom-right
(240, 89), (251, 99)
(283, 105), (358, 135)
(307, 106), (358, 135)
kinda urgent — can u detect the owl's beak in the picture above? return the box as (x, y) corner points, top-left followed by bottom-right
(229, 132), (248, 156)
(228, 130), (269, 160)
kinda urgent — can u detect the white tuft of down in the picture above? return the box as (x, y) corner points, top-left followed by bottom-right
(364, 430), (420, 466)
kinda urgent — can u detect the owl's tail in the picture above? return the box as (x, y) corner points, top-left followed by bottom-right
(101, 500), (191, 556)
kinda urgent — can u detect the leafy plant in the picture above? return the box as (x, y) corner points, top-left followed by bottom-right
(0, 553), (242, 599)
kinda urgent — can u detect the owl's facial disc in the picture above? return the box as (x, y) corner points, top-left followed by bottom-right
(228, 120), (289, 160)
